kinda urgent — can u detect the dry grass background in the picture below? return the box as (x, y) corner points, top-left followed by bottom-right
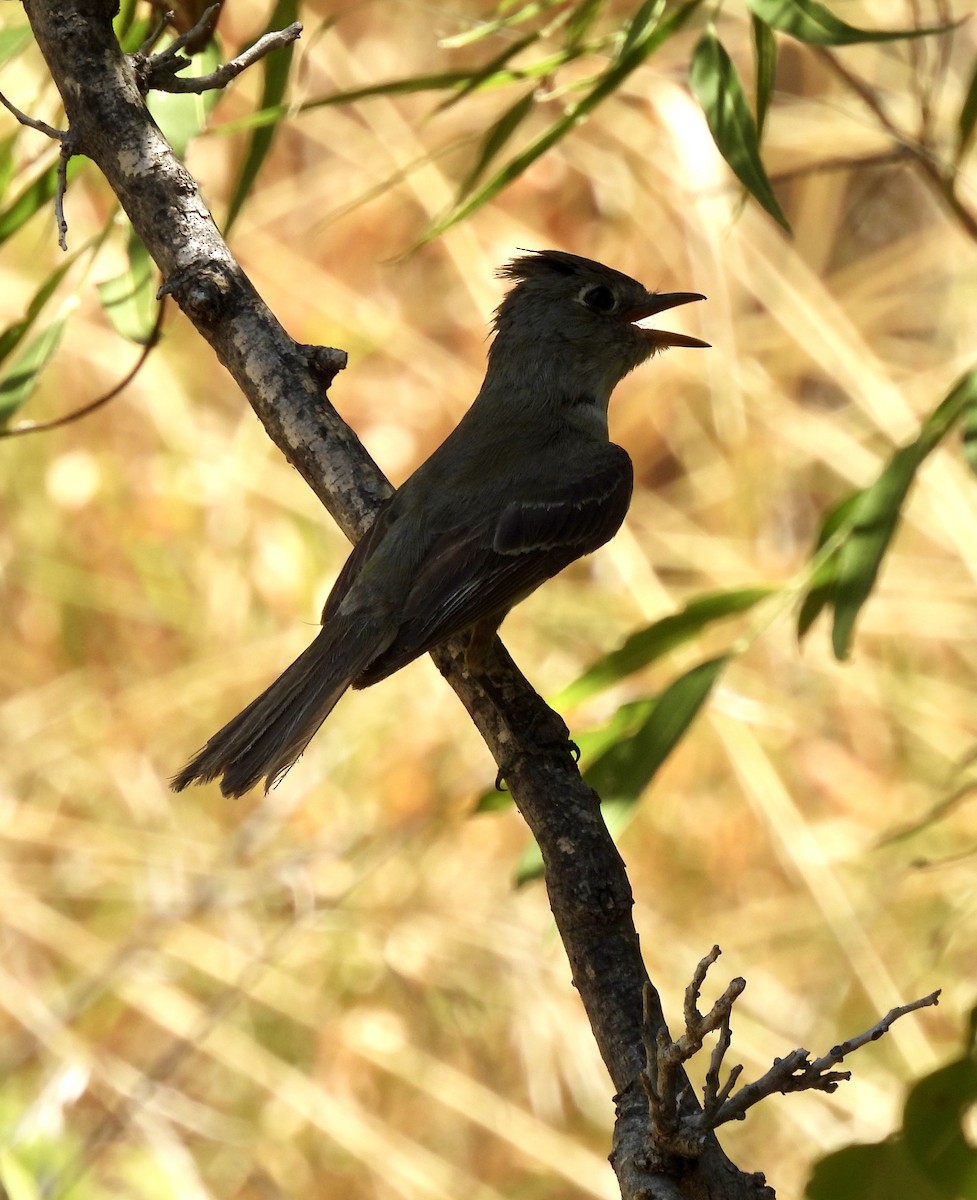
(1, 1), (977, 1197)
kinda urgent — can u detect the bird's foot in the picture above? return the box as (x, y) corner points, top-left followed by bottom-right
(495, 732), (580, 792)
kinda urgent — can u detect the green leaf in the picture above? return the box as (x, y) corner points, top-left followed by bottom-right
(752, 13), (777, 141)
(474, 698), (657, 814)
(582, 656), (728, 805)
(0, 317), (68, 426)
(439, 2), (556, 49)
(97, 230), (157, 344)
(565, 0), (603, 45)
(498, 653), (726, 886)
(117, 15), (155, 54)
(0, 1150), (44, 1200)
(112, 0), (141, 46)
(424, 0), (701, 240)
(0, 252), (80, 367)
(458, 89), (536, 195)
(436, 30), (543, 113)
(830, 445), (930, 659)
(147, 37), (223, 158)
(747, 0), (957, 45)
(224, 0), (301, 234)
(554, 587), (771, 708)
(957, 55), (977, 164)
(298, 71), (478, 115)
(619, 0), (666, 59)
(799, 370), (977, 655)
(963, 378), (977, 478)
(807, 1011), (977, 1199)
(901, 1020), (977, 1196)
(0, 134), (17, 203)
(796, 490), (863, 641)
(0, 156), (85, 246)
(0, 25), (33, 65)
(806, 1138), (944, 1200)
(690, 28), (790, 231)
(830, 372), (977, 658)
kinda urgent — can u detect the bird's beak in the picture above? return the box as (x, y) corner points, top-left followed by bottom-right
(621, 292), (710, 349)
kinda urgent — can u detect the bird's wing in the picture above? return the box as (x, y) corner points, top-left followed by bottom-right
(320, 498), (396, 624)
(356, 444), (633, 685)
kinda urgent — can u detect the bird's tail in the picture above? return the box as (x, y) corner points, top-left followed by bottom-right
(172, 614), (388, 797)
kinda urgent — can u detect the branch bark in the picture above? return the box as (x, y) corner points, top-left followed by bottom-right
(22, 2), (764, 1195)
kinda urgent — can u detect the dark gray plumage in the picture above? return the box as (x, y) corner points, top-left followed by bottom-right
(173, 250), (707, 796)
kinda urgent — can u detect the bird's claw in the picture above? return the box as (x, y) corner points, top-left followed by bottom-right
(494, 737), (580, 791)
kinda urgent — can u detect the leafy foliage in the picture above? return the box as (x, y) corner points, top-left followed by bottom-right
(807, 1009), (977, 1198)
(798, 371), (977, 658)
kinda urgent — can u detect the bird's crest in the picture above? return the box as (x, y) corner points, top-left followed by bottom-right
(497, 249), (586, 284)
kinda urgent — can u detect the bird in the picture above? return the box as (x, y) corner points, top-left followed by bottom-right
(172, 250), (708, 797)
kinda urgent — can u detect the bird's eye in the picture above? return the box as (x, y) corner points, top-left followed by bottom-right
(580, 285), (617, 314)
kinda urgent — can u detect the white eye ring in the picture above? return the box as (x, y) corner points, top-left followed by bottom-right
(579, 284), (617, 314)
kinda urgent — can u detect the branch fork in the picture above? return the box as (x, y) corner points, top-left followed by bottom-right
(641, 946), (941, 1161)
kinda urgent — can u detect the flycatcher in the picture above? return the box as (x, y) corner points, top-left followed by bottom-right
(173, 250), (708, 796)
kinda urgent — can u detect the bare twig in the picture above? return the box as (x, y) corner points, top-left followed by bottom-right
(817, 46), (977, 243)
(55, 133), (74, 250)
(153, 1), (221, 60)
(137, 14), (303, 95)
(0, 88), (65, 139)
(641, 949), (746, 1157)
(137, 7), (175, 56)
(706, 989), (942, 1128)
(0, 300), (167, 438)
(0, 88), (77, 249)
(641, 948), (941, 1157)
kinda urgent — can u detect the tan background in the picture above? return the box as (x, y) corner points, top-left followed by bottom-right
(1, 2), (976, 1196)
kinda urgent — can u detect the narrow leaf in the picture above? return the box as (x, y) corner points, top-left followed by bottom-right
(439, 2), (553, 49)
(458, 90), (536, 195)
(0, 134), (16, 203)
(565, 0), (603, 45)
(97, 230), (157, 344)
(554, 587), (771, 708)
(474, 698), (657, 814)
(956, 54), (977, 164)
(0, 252), (79, 366)
(690, 29), (791, 231)
(620, 0), (666, 60)
(299, 72), (478, 114)
(0, 25), (33, 64)
(0, 317), (68, 426)
(147, 37), (223, 158)
(752, 13), (777, 141)
(0, 1150), (44, 1200)
(225, 0), (301, 234)
(963, 378), (977, 478)
(437, 30), (542, 112)
(830, 370), (977, 658)
(796, 490), (863, 641)
(747, 0), (957, 46)
(0, 157), (85, 246)
(424, 0), (701, 240)
(583, 656), (728, 804)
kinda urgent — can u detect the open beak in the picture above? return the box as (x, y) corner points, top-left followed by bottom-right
(621, 292), (710, 349)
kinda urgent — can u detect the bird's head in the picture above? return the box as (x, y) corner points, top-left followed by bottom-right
(489, 249), (708, 399)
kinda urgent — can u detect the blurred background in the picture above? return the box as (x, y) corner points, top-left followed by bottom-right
(1, 1), (976, 1197)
